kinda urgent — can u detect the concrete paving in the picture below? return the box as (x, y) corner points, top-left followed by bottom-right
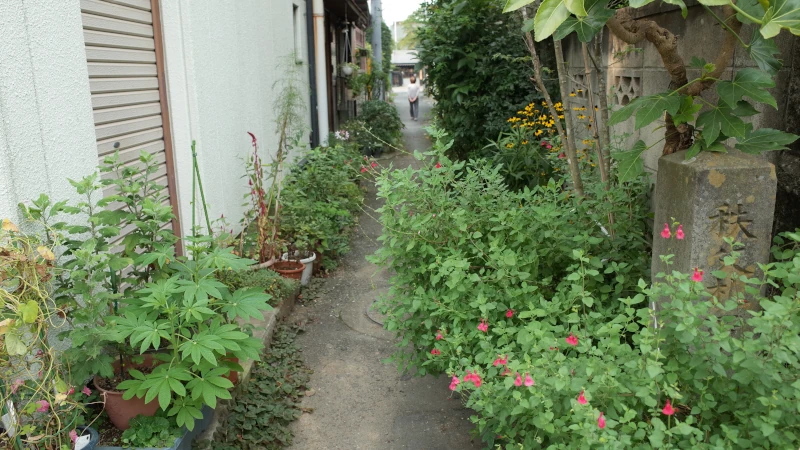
(287, 87), (482, 450)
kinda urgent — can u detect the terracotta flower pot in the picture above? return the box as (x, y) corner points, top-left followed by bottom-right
(222, 356), (242, 385)
(94, 354), (161, 430)
(272, 261), (305, 280)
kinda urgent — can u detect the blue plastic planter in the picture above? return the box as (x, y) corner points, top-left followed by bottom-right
(95, 405), (213, 450)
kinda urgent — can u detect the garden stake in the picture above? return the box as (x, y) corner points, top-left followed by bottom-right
(191, 140), (214, 247)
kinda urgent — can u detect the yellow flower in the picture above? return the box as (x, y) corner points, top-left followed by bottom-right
(522, 140), (529, 145)
(558, 115), (565, 119)
(569, 92), (577, 97)
(534, 129), (543, 136)
(506, 143), (514, 148)
(577, 114), (586, 120)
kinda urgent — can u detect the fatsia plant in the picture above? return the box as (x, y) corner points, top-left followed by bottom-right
(504, 0), (798, 180)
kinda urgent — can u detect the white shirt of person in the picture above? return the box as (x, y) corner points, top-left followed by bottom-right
(408, 82), (420, 100)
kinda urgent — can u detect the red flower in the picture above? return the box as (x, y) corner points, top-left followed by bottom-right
(566, 333), (579, 346)
(514, 373), (523, 387)
(435, 162), (442, 169)
(660, 223), (671, 239)
(501, 367), (511, 376)
(545, 143), (552, 149)
(691, 267), (704, 282)
(431, 348), (441, 356)
(577, 391), (587, 405)
(492, 355), (508, 366)
(675, 224), (685, 240)
(360, 166), (368, 173)
(505, 309), (514, 318)
(371, 161), (378, 169)
(247, 132), (257, 145)
(477, 319), (488, 333)
(662, 400), (675, 416)
(449, 376), (460, 391)
(436, 331), (443, 340)
(558, 152), (566, 159)
(598, 412), (606, 429)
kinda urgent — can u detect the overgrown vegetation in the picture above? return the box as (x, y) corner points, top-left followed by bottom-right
(195, 324), (311, 450)
(215, 268), (298, 305)
(279, 144), (364, 270)
(415, 0), (557, 158)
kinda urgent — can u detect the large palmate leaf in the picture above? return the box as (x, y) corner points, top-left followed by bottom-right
(716, 68), (777, 109)
(533, 0), (572, 41)
(663, 0), (688, 17)
(671, 96), (702, 125)
(695, 102), (746, 143)
(613, 140), (648, 182)
(747, 30), (783, 74)
(735, 127), (798, 153)
(565, 0), (588, 16)
(608, 97), (644, 126)
(222, 288), (273, 321)
(761, 0), (800, 38)
(554, 0), (614, 41)
(634, 93), (683, 130)
(698, 0), (731, 5)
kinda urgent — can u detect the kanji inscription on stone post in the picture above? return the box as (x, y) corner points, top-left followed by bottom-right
(651, 150), (777, 306)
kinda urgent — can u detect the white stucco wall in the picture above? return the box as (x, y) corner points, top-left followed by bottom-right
(0, 0), (98, 224)
(160, 0), (313, 238)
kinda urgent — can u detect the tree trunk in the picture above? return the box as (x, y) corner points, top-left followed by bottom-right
(554, 39), (585, 195)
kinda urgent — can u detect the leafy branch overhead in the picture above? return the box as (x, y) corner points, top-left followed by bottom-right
(505, 0), (798, 172)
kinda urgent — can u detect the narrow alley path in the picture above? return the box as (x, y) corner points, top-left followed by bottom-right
(287, 87), (481, 450)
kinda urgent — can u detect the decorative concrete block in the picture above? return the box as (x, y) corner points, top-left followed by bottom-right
(651, 150), (777, 304)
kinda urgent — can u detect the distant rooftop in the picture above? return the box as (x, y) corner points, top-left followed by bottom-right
(392, 50), (419, 65)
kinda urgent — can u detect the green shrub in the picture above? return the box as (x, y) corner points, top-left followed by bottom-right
(357, 100), (404, 151)
(374, 127), (800, 448)
(280, 145), (364, 262)
(215, 267), (297, 304)
(415, 0), (557, 159)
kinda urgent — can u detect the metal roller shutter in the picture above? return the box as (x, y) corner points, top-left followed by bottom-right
(80, 0), (182, 251)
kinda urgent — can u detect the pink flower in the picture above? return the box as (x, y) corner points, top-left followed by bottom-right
(501, 367), (511, 376)
(36, 400), (49, 413)
(360, 166), (368, 173)
(492, 355), (508, 367)
(67, 387), (74, 395)
(69, 430), (78, 443)
(247, 132), (257, 145)
(598, 412), (606, 429)
(436, 331), (443, 340)
(449, 376), (460, 391)
(660, 223), (671, 239)
(545, 144), (552, 149)
(514, 373), (523, 387)
(558, 153), (566, 159)
(371, 161), (378, 169)
(577, 391), (587, 405)
(505, 309), (514, 318)
(662, 399), (675, 416)
(566, 333), (578, 346)
(435, 162), (442, 169)
(472, 373), (482, 388)
(477, 319), (488, 333)
(524, 373), (534, 387)
(691, 267), (704, 282)
(82, 386), (92, 396)
(430, 348), (441, 356)
(10, 379), (23, 394)
(541, 141), (547, 147)
(675, 225), (685, 240)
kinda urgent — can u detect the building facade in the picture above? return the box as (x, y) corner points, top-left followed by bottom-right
(0, 0), (369, 246)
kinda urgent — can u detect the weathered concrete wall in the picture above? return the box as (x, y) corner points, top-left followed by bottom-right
(160, 0), (313, 239)
(0, 0), (98, 224)
(562, 3), (800, 236)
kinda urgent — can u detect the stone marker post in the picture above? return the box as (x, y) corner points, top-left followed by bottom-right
(651, 150), (777, 306)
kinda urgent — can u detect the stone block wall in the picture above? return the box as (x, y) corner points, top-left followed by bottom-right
(561, 2), (800, 237)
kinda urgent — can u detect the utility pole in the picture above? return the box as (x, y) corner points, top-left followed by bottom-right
(371, 0), (383, 100)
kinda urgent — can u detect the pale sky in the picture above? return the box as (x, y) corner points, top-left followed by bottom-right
(379, 0), (424, 25)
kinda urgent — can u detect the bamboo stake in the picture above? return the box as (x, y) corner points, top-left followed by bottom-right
(553, 39), (585, 197)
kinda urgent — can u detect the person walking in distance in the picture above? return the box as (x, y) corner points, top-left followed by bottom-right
(408, 75), (420, 121)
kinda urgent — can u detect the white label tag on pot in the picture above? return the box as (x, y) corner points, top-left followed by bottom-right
(1, 400), (17, 437)
(75, 435), (91, 450)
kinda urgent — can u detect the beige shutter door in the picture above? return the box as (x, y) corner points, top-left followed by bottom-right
(80, 0), (182, 251)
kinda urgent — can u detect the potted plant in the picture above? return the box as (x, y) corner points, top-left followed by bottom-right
(0, 218), (101, 448)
